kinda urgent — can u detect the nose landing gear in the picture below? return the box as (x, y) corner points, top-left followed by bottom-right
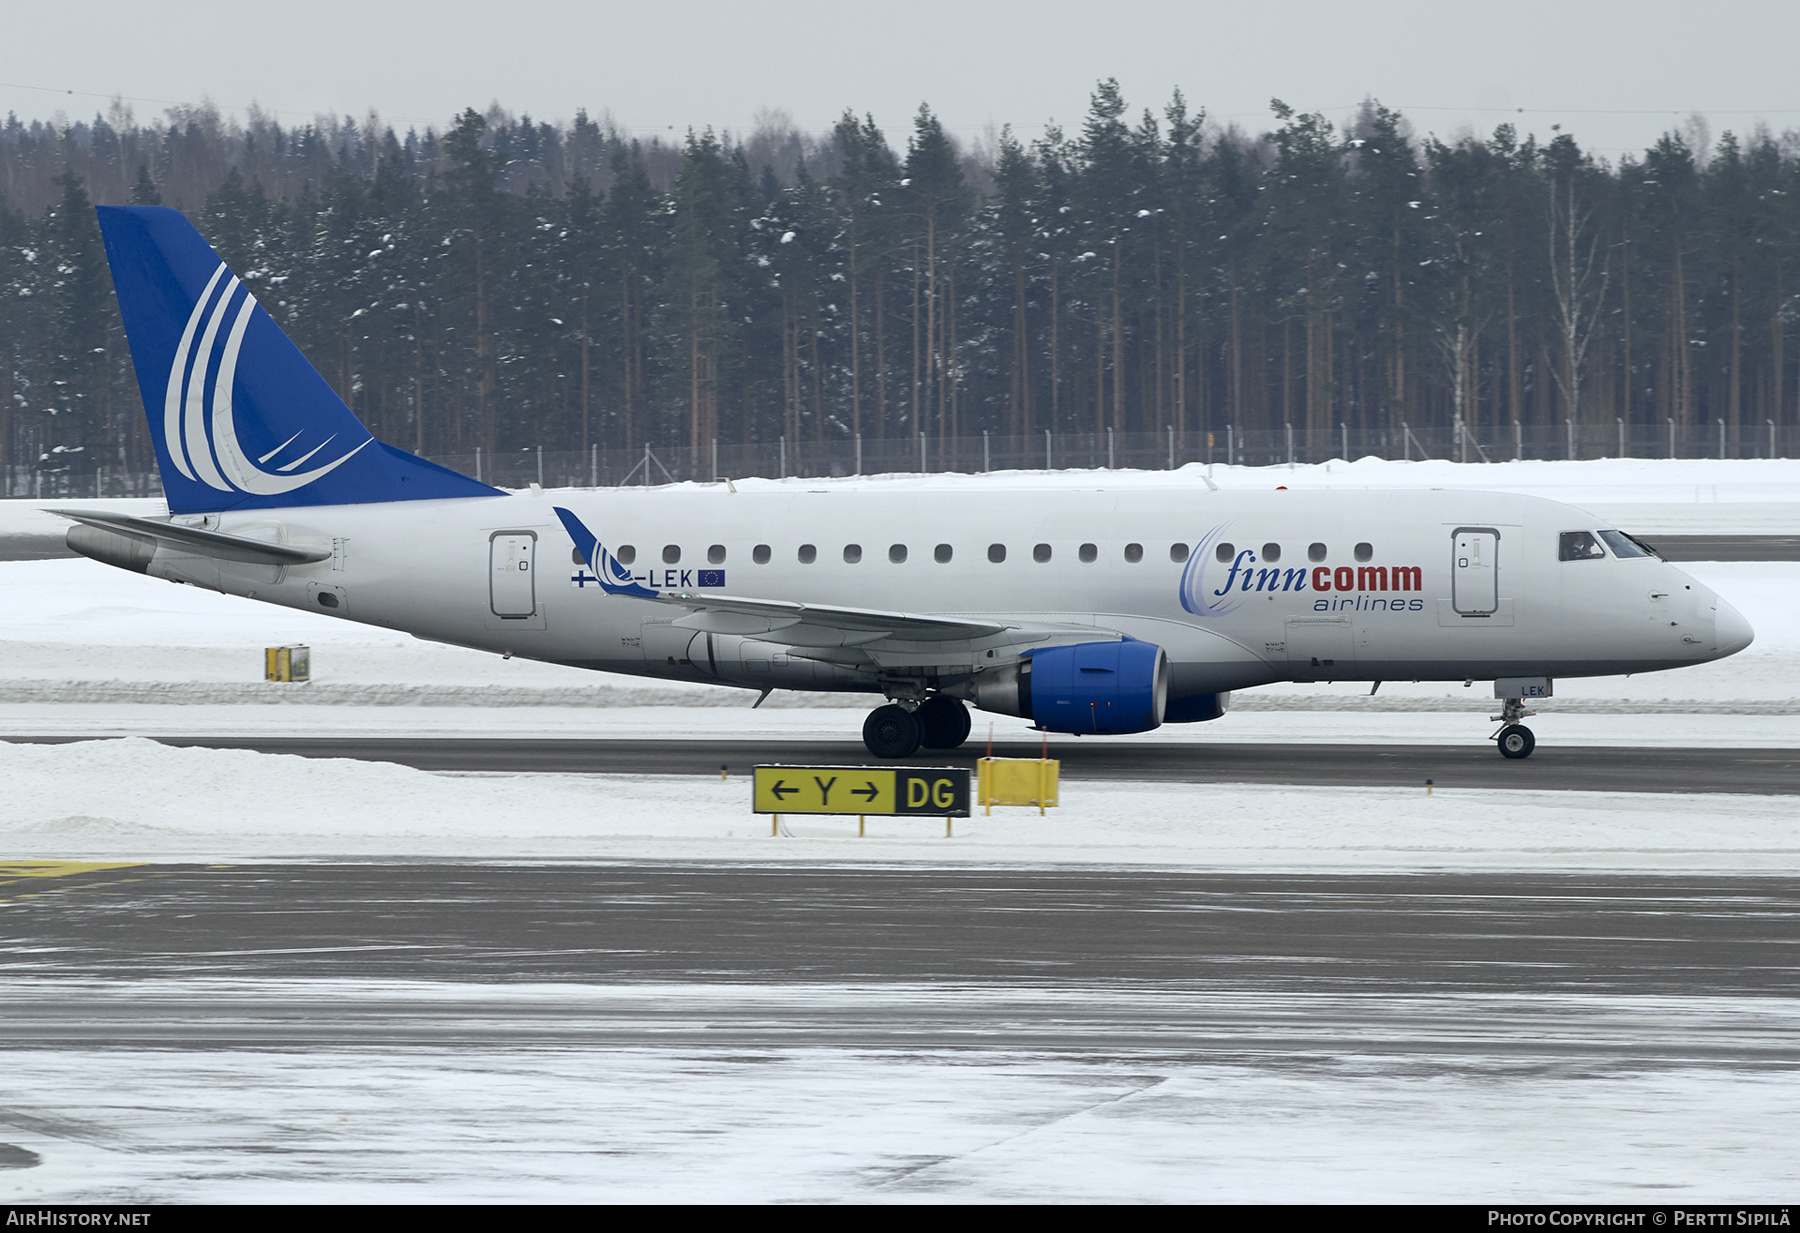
(1491, 697), (1537, 759)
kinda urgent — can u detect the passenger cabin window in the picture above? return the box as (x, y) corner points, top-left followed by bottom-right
(753, 544), (771, 565)
(663, 545), (681, 565)
(1354, 542), (1373, 563)
(988, 544), (1007, 563)
(1170, 543), (1190, 563)
(1079, 543), (1098, 563)
(1033, 543), (1052, 563)
(1215, 542), (1235, 563)
(1124, 543), (1144, 563)
(1598, 530), (1655, 559)
(1262, 542), (1281, 563)
(571, 547), (585, 565)
(843, 544), (862, 564)
(935, 543), (953, 563)
(889, 544), (908, 564)
(1560, 531), (1607, 561)
(616, 545), (637, 565)
(798, 544), (817, 564)
(1308, 542), (1327, 563)
(708, 544), (726, 564)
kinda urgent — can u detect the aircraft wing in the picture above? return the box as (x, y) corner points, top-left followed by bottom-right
(644, 590), (1114, 679)
(654, 590), (1012, 645)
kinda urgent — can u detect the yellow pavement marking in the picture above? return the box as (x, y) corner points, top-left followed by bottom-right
(0, 861), (143, 886)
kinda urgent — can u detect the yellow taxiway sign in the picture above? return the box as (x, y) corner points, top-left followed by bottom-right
(753, 766), (970, 817)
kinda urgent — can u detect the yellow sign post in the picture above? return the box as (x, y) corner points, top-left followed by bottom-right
(264, 645), (310, 682)
(753, 765), (971, 836)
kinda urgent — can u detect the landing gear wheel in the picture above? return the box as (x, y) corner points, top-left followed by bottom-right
(1497, 724), (1536, 759)
(863, 704), (922, 759)
(917, 696), (972, 750)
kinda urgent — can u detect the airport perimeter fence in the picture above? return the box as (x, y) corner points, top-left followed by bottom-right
(8, 417), (1798, 500)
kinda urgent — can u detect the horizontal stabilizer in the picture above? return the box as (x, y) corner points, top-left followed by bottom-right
(53, 508), (330, 566)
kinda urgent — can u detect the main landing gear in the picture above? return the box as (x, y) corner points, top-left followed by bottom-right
(1491, 697), (1537, 760)
(862, 695), (971, 759)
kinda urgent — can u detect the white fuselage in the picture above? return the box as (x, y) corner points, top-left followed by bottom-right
(143, 483), (1752, 705)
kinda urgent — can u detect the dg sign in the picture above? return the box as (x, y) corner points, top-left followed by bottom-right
(753, 766), (971, 818)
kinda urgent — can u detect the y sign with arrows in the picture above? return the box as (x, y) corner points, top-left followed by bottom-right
(752, 766), (970, 817)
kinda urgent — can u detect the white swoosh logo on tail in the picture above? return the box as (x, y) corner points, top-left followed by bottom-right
(162, 262), (227, 482)
(163, 262), (369, 495)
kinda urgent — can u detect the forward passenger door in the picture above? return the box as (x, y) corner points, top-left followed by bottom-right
(1451, 528), (1499, 616)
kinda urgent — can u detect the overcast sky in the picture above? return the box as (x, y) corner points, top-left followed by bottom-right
(6, 0), (1797, 160)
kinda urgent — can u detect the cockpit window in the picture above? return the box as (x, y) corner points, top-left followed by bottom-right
(1597, 530), (1656, 559)
(1559, 531), (1607, 561)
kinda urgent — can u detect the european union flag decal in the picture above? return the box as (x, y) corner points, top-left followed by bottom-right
(698, 569), (725, 587)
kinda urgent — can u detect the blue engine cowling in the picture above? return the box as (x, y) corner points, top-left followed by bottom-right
(973, 639), (1170, 735)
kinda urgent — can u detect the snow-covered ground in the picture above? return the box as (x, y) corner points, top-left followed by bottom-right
(3, 736), (1797, 870)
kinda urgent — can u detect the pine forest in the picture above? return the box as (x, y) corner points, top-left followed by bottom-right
(4, 84), (1800, 491)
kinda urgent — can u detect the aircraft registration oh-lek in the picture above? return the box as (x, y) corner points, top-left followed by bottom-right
(62, 206), (1754, 759)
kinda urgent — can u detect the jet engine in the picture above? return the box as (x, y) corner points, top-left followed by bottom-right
(970, 639), (1169, 735)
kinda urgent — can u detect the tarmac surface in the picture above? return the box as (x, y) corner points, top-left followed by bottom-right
(1, 863), (1795, 1055)
(16, 734), (1793, 795)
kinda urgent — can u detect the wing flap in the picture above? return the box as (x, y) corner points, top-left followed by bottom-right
(652, 590), (1009, 642)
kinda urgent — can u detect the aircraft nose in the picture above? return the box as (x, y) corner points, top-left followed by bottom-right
(1714, 597), (1755, 658)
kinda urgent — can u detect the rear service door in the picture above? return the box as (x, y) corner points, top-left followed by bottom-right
(490, 531), (537, 618)
(1451, 528), (1499, 616)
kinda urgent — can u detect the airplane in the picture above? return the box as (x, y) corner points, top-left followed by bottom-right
(56, 205), (1755, 761)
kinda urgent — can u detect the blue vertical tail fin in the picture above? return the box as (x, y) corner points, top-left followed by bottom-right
(97, 205), (501, 513)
